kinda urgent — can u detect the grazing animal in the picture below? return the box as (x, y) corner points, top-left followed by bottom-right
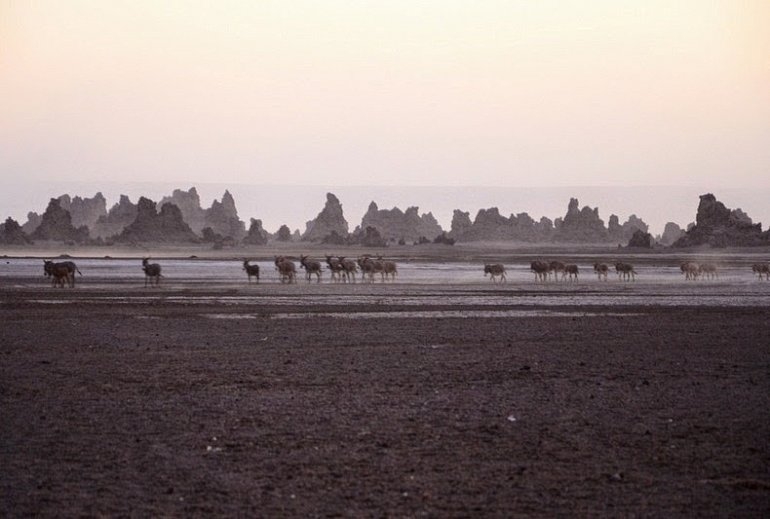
(142, 258), (162, 287)
(243, 260), (260, 283)
(699, 263), (718, 280)
(530, 260), (549, 282)
(299, 255), (323, 283)
(751, 263), (769, 280)
(325, 256), (344, 283)
(564, 264), (579, 282)
(549, 260), (566, 281)
(483, 263), (507, 283)
(680, 262), (700, 281)
(378, 256), (397, 282)
(43, 260), (81, 288)
(615, 262), (636, 281)
(274, 256), (297, 284)
(593, 263), (609, 281)
(339, 257), (358, 283)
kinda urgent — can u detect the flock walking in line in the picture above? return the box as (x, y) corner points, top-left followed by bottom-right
(39, 257), (770, 288)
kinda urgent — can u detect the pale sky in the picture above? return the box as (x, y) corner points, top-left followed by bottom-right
(1, 0), (769, 189)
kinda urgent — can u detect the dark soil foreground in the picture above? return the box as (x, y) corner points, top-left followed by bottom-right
(1, 287), (769, 517)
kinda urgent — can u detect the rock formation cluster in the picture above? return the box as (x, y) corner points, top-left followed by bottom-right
(657, 222), (687, 246)
(360, 202), (442, 243)
(92, 195), (139, 239)
(302, 193), (349, 242)
(2, 190), (766, 248)
(30, 198), (90, 244)
(0, 217), (32, 245)
(114, 197), (199, 244)
(672, 194), (768, 247)
(243, 219), (269, 246)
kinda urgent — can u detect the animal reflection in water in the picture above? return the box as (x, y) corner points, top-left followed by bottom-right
(681, 262), (700, 280)
(142, 258), (162, 287)
(484, 263), (507, 283)
(752, 263), (769, 280)
(43, 260), (82, 288)
(593, 263), (609, 281)
(699, 263), (718, 280)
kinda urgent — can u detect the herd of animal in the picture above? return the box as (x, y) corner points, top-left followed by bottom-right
(481, 261), (636, 284)
(269, 255), (398, 284)
(40, 257), (770, 288)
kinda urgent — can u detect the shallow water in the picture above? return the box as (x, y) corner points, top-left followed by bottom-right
(1, 257), (766, 284)
(3, 257), (768, 308)
(205, 310), (642, 320)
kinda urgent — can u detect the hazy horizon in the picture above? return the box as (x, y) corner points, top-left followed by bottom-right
(2, 1), (769, 233)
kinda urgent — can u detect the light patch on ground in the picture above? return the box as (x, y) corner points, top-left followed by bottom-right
(204, 310), (642, 320)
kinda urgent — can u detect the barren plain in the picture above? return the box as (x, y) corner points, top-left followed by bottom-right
(1, 247), (769, 516)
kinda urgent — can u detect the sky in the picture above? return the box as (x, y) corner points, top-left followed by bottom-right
(1, 1), (769, 228)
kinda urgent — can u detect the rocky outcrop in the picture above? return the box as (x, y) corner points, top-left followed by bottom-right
(29, 198), (90, 243)
(321, 231), (348, 245)
(350, 226), (388, 247)
(511, 212), (555, 242)
(360, 202), (443, 243)
(432, 232), (455, 245)
(657, 222), (686, 246)
(58, 193), (107, 230)
(0, 217), (32, 245)
(627, 229), (653, 248)
(242, 218), (269, 246)
(21, 212), (42, 235)
(302, 193), (349, 242)
(159, 187), (207, 232)
(114, 197), (198, 244)
(158, 187), (246, 238)
(450, 210), (473, 237)
(92, 195), (138, 239)
(461, 208), (512, 241)
(450, 208), (555, 242)
(535, 217), (555, 241)
(274, 225), (293, 242)
(608, 214), (649, 244)
(673, 194), (768, 247)
(553, 198), (608, 243)
(204, 190), (246, 240)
